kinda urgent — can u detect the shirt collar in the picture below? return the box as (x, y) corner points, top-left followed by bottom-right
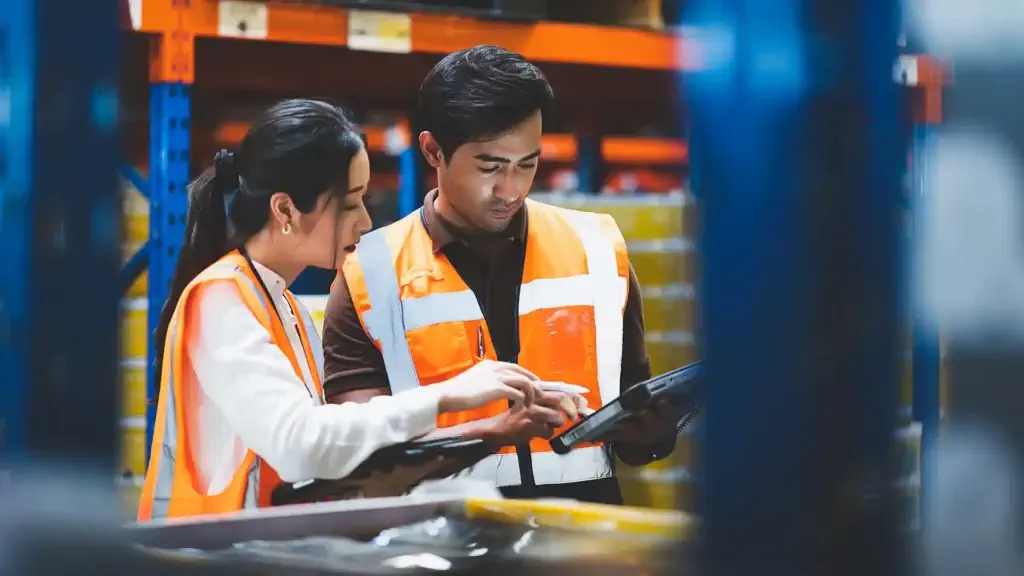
(421, 188), (527, 255)
(251, 260), (287, 297)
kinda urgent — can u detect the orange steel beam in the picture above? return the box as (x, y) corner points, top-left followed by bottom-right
(213, 121), (687, 165)
(602, 137), (689, 165)
(137, 1), (681, 70)
(148, 0), (196, 83)
(914, 56), (948, 125)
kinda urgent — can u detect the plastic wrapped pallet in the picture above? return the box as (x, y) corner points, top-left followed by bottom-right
(142, 497), (692, 573)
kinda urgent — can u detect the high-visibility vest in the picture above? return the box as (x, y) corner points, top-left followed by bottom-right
(342, 199), (629, 487)
(137, 251), (324, 521)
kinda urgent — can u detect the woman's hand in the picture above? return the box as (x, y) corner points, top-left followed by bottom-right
(432, 360), (542, 413)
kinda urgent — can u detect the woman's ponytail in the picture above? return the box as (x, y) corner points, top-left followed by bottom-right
(151, 150), (238, 385)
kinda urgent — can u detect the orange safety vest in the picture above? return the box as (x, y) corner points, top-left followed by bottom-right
(137, 251), (324, 521)
(343, 199), (629, 487)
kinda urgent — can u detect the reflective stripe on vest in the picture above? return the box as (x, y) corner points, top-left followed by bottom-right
(355, 229), (421, 391)
(347, 199), (629, 487)
(140, 253), (321, 520)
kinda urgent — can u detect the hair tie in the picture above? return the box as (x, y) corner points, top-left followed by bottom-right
(214, 149), (240, 216)
(213, 149), (238, 186)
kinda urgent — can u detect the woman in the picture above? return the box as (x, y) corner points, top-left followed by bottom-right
(138, 100), (540, 521)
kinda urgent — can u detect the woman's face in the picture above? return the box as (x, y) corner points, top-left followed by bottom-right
(293, 147), (372, 270)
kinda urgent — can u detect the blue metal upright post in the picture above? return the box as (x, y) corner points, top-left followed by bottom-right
(687, 0), (904, 571)
(397, 119), (421, 218)
(575, 136), (600, 194)
(0, 0), (121, 469)
(911, 123), (941, 519)
(146, 25), (194, 457)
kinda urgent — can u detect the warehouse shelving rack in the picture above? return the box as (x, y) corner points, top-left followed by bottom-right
(118, 0), (946, 513)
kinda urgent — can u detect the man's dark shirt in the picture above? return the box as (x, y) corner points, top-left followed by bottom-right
(322, 190), (674, 504)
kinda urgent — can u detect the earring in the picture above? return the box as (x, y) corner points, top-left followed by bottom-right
(282, 222), (292, 235)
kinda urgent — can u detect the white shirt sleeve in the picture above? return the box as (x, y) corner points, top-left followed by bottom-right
(188, 280), (440, 483)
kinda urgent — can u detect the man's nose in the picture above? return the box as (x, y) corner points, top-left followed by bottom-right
(493, 172), (523, 203)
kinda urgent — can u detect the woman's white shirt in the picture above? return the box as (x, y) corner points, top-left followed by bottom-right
(185, 261), (439, 494)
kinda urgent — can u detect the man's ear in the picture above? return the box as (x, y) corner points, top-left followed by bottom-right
(418, 131), (444, 168)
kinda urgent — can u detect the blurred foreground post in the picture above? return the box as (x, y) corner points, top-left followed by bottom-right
(0, 0), (122, 573)
(686, 0), (904, 572)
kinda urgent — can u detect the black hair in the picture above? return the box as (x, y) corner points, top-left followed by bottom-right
(418, 44), (555, 160)
(152, 99), (363, 383)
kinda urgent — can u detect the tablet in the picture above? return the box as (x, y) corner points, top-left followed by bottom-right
(270, 437), (498, 506)
(549, 360), (705, 455)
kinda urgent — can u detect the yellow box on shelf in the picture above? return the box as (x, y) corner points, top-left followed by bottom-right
(900, 350), (913, 411)
(121, 417), (148, 478)
(117, 475), (143, 520)
(618, 432), (699, 511)
(642, 284), (697, 334)
(122, 242), (148, 297)
(646, 330), (698, 375)
(123, 357), (148, 419)
(121, 170), (149, 243)
(121, 298), (148, 358)
(534, 192), (693, 241)
(629, 238), (696, 287)
(618, 465), (696, 511)
(123, 212), (149, 246)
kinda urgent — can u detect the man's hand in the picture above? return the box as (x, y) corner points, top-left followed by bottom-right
(480, 390), (572, 446)
(601, 397), (683, 445)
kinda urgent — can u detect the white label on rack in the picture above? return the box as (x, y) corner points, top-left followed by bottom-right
(893, 55), (918, 86)
(120, 416), (147, 430)
(348, 10), (412, 54)
(218, 0), (269, 40)
(129, 0), (142, 30)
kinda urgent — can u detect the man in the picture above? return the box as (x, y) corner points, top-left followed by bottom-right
(322, 45), (680, 505)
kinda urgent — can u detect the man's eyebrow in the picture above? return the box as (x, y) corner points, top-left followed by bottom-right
(347, 184), (366, 193)
(519, 149), (542, 162)
(473, 153), (511, 163)
(473, 148), (542, 163)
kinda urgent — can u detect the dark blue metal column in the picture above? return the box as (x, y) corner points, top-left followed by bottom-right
(688, 0), (904, 572)
(910, 124), (940, 522)
(0, 0), (120, 469)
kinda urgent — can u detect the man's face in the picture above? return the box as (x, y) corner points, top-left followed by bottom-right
(425, 111), (543, 233)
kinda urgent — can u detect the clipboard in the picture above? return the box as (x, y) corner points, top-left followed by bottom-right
(549, 360), (705, 455)
(270, 437), (498, 506)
